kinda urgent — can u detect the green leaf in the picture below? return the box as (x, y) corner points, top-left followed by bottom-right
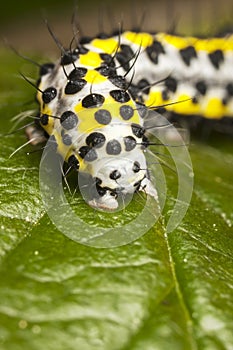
(0, 49), (233, 350)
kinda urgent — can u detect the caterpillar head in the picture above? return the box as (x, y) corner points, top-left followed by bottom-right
(87, 161), (158, 211)
(76, 123), (158, 211)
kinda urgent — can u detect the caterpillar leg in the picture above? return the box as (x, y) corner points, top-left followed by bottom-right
(87, 177), (158, 211)
(25, 124), (47, 145)
(140, 177), (158, 200)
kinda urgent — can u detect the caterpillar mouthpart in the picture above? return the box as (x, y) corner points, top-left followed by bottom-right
(78, 154), (158, 212)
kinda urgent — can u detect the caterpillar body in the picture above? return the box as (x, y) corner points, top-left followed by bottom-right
(27, 30), (233, 210)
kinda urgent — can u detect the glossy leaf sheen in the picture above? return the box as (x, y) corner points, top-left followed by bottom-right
(0, 51), (233, 350)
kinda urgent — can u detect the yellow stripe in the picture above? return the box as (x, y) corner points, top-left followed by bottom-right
(205, 98), (227, 119)
(75, 98), (140, 133)
(79, 51), (102, 67)
(144, 91), (230, 119)
(124, 31), (153, 48)
(85, 70), (107, 84)
(91, 38), (118, 54)
(156, 33), (233, 52)
(41, 106), (54, 135)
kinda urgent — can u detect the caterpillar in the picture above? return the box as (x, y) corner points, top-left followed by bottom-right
(24, 24), (233, 211)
